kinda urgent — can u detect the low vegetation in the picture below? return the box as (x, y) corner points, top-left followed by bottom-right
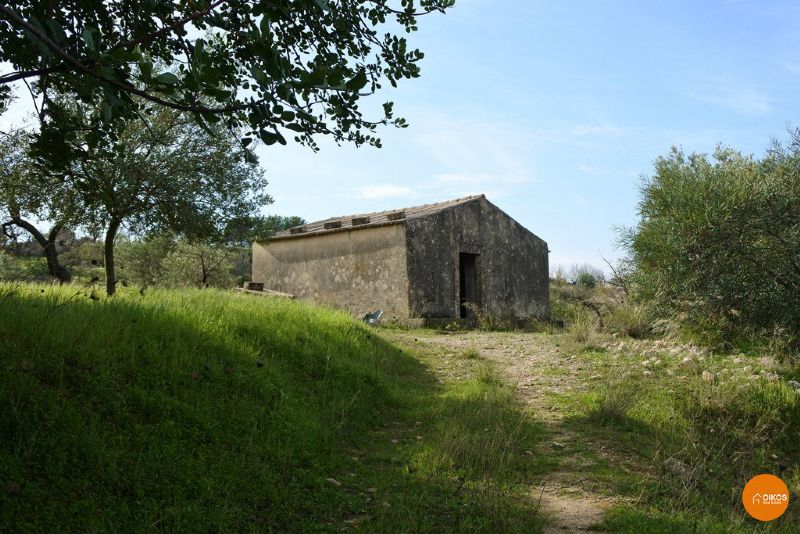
(570, 340), (800, 532)
(545, 263), (799, 530)
(620, 137), (800, 352)
(0, 284), (545, 532)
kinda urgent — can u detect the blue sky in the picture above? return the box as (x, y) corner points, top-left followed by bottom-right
(258, 0), (800, 270)
(2, 1), (799, 270)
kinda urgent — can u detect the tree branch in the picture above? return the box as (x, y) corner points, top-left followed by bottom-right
(0, 65), (64, 84)
(0, 5), (251, 115)
(109, 0), (227, 52)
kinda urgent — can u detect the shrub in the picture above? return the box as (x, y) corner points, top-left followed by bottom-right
(462, 348), (481, 359)
(621, 136), (800, 348)
(161, 241), (235, 289)
(587, 376), (641, 424)
(576, 271), (597, 288)
(0, 250), (19, 280)
(116, 235), (175, 286)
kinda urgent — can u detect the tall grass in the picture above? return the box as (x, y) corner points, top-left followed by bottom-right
(0, 284), (546, 532)
(586, 375), (641, 424)
(606, 302), (651, 339)
(568, 310), (600, 347)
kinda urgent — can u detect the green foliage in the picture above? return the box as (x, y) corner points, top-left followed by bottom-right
(0, 286), (409, 530)
(558, 339), (799, 530)
(585, 376), (641, 424)
(549, 285), (581, 323)
(116, 237), (237, 289)
(568, 263), (605, 285)
(576, 272), (597, 288)
(2, 104), (272, 294)
(160, 241), (236, 288)
(115, 235), (175, 287)
(462, 348), (481, 359)
(623, 136), (800, 348)
(0, 250), (47, 281)
(69, 106), (271, 241)
(222, 214), (306, 246)
(0, 0), (454, 164)
(639, 372), (800, 528)
(59, 240), (103, 268)
(568, 309), (600, 345)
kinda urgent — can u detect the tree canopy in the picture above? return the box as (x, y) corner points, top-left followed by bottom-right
(1, 101), (270, 294)
(0, 0), (453, 164)
(622, 136), (800, 344)
(222, 214), (305, 246)
(0, 127), (80, 281)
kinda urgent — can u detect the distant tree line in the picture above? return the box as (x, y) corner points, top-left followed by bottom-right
(0, 215), (304, 290)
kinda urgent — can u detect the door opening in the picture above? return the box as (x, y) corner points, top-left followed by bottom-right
(459, 253), (479, 319)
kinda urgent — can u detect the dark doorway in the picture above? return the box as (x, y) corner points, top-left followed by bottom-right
(459, 253), (479, 319)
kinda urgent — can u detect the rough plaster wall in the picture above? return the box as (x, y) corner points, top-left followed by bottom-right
(404, 210), (455, 317)
(252, 225), (410, 320)
(405, 198), (549, 319)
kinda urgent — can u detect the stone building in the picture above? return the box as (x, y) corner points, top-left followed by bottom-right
(252, 195), (549, 322)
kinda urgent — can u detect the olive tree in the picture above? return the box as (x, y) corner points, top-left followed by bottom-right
(66, 106), (270, 295)
(622, 135), (800, 341)
(0, 128), (78, 282)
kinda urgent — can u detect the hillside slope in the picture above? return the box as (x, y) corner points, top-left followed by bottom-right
(0, 285), (545, 532)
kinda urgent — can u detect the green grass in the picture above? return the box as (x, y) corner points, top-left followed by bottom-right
(551, 339), (800, 532)
(0, 284), (545, 532)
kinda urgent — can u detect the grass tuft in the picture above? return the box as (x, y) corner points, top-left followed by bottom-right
(606, 302), (651, 339)
(586, 375), (641, 425)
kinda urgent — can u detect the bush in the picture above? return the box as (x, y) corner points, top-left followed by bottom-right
(587, 376), (641, 424)
(161, 241), (235, 289)
(0, 251), (48, 281)
(622, 135), (800, 348)
(117, 237), (236, 289)
(116, 235), (175, 287)
(576, 272), (597, 288)
(0, 250), (19, 280)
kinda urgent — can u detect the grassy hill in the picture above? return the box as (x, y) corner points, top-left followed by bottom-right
(0, 284), (545, 532)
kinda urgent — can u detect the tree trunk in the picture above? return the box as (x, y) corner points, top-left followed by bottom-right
(3, 217), (72, 283)
(104, 218), (122, 296)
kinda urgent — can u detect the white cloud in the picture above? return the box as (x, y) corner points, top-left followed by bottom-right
(570, 124), (626, 136)
(781, 61), (800, 76)
(351, 185), (416, 200)
(684, 77), (773, 117)
(576, 165), (608, 176)
(434, 172), (531, 185)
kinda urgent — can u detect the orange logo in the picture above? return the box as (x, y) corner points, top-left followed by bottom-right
(742, 474), (789, 521)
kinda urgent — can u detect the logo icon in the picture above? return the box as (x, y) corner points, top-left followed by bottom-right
(742, 474), (789, 521)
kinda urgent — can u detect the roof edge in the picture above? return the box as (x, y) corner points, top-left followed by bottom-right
(256, 218), (406, 243)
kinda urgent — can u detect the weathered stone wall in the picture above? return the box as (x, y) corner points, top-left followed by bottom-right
(405, 197), (549, 319)
(252, 224), (410, 320)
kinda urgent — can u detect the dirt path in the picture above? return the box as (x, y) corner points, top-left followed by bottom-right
(383, 329), (630, 533)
